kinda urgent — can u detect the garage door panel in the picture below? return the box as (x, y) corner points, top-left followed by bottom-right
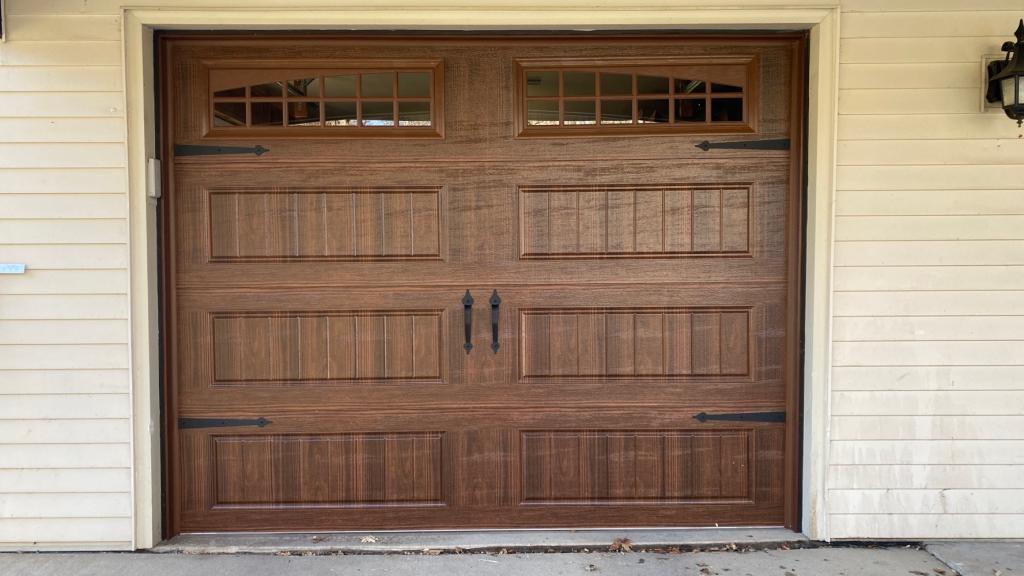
(165, 35), (802, 533)
(177, 412), (785, 526)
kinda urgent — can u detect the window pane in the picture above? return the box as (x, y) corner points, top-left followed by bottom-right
(361, 73), (394, 98)
(324, 101), (358, 126)
(600, 73), (632, 96)
(398, 72), (431, 97)
(564, 71), (596, 97)
(285, 78), (318, 98)
(637, 75), (669, 95)
(526, 71), (559, 97)
(288, 102), (320, 126)
(527, 100), (559, 125)
(213, 102), (246, 127)
(600, 99), (633, 124)
(323, 74), (357, 97)
(214, 87), (245, 98)
(638, 99), (669, 123)
(251, 102), (283, 126)
(251, 81), (283, 98)
(675, 79), (706, 95)
(564, 100), (596, 125)
(711, 98), (743, 121)
(361, 101), (395, 126)
(398, 101), (431, 126)
(675, 99), (706, 123)
(711, 82), (743, 93)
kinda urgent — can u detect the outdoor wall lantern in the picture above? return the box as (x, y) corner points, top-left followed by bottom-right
(987, 19), (1024, 126)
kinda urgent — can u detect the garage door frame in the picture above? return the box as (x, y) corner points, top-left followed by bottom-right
(122, 4), (840, 548)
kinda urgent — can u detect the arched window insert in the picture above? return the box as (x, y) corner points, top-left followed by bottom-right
(208, 61), (443, 138)
(516, 57), (757, 136)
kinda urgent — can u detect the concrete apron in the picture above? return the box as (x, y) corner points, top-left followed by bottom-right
(154, 527), (807, 554)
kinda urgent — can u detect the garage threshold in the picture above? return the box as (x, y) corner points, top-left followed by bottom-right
(153, 527), (807, 554)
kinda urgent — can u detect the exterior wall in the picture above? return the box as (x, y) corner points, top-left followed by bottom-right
(829, 3), (1024, 539)
(0, 0), (1019, 549)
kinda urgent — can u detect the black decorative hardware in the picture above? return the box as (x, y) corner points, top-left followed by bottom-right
(178, 417), (271, 429)
(489, 290), (501, 353)
(462, 290), (474, 354)
(695, 139), (790, 151)
(694, 411), (786, 423)
(174, 144), (269, 157)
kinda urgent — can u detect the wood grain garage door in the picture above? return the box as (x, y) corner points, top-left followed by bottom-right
(161, 35), (805, 534)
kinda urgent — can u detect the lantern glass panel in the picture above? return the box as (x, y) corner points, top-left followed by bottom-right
(1003, 77), (1023, 105)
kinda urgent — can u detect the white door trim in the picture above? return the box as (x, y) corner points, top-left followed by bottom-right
(122, 3), (840, 548)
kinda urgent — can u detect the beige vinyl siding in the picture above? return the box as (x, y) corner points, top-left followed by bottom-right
(0, 6), (131, 551)
(830, 5), (1024, 539)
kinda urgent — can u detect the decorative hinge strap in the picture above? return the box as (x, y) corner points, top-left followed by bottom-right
(695, 139), (790, 151)
(178, 417), (271, 429)
(694, 411), (786, 423)
(174, 144), (269, 157)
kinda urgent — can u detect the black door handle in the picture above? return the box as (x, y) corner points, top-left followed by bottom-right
(462, 290), (474, 354)
(489, 290), (501, 353)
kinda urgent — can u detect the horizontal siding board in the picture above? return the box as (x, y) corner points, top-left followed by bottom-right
(838, 63), (979, 90)
(832, 390), (1024, 416)
(0, 245), (128, 269)
(0, 518), (131, 545)
(0, 118), (124, 142)
(0, 370), (128, 395)
(840, 37), (1009, 64)
(835, 266), (1024, 292)
(829, 489), (1024, 514)
(4, 15), (122, 41)
(0, 295), (128, 320)
(0, 270), (128, 295)
(0, 92), (123, 117)
(835, 216), (1024, 241)
(0, 67), (122, 92)
(839, 88), (980, 115)
(0, 493), (131, 518)
(843, 0), (1024, 11)
(0, 468), (130, 493)
(0, 394), (129, 419)
(838, 140), (1024, 166)
(836, 190), (1024, 216)
(830, 514), (1024, 540)
(832, 415), (1024, 440)
(0, 444), (130, 469)
(835, 240), (1024, 266)
(833, 366), (1024, 391)
(833, 341), (1024, 366)
(0, 220), (128, 244)
(834, 316), (1024, 341)
(0, 41), (121, 66)
(842, 11), (1024, 38)
(0, 345), (129, 370)
(0, 419), (130, 444)
(829, 465), (1024, 490)
(831, 440), (1024, 465)
(0, 320), (128, 344)
(838, 166), (1024, 191)
(835, 291), (1024, 316)
(0, 171), (126, 194)
(0, 144), (127, 168)
(838, 114), (1018, 140)
(0, 195), (126, 218)
(2, 244), (128, 269)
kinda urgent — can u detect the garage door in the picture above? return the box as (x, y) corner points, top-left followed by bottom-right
(162, 35), (804, 534)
